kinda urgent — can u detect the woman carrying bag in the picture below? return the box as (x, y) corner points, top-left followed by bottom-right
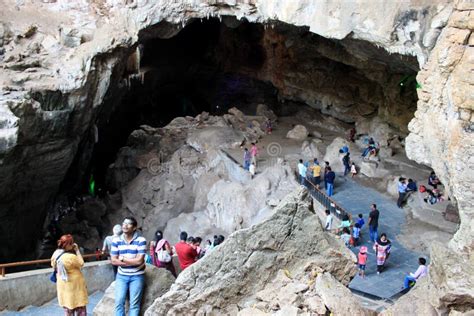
(150, 230), (176, 277)
(51, 234), (88, 316)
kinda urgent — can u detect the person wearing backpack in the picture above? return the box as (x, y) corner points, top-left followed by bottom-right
(150, 230), (176, 277)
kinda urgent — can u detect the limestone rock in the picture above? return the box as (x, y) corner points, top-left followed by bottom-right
(359, 160), (390, 178)
(145, 189), (357, 315)
(304, 295), (326, 315)
(237, 307), (269, 316)
(93, 264), (175, 316)
(301, 139), (325, 161)
(76, 198), (107, 226)
(163, 163), (298, 244)
(315, 272), (373, 316)
(228, 107), (245, 121)
(444, 204), (460, 224)
(286, 125), (308, 140)
(310, 130), (322, 138)
(256, 104), (277, 122)
(323, 137), (358, 173)
(186, 126), (244, 152)
(274, 305), (300, 316)
(356, 117), (399, 146)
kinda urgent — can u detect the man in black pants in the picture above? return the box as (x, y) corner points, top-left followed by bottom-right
(397, 177), (407, 208)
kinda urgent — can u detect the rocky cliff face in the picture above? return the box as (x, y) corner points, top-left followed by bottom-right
(388, 2), (474, 314)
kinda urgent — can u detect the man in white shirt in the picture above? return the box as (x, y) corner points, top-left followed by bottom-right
(297, 159), (307, 185)
(403, 257), (428, 289)
(324, 209), (333, 231)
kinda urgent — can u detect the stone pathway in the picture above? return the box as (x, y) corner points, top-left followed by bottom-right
(0, 291), (104, 316)
(328, 174), (427, 299)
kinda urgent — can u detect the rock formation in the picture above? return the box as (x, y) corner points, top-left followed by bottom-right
(145, 188), (361, 315)
(102, 111), (298, 245)
(389, 2), (474, 313)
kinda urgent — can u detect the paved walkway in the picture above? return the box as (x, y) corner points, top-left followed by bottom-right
(0, 291), (104, 316)
(328, 174), (427, 299)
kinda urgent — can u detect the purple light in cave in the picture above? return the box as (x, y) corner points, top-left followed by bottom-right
(224, 77), (243, 92)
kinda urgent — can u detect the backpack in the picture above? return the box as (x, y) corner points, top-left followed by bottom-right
(155, 240), (172, 263)
(419, 185), (426, 193)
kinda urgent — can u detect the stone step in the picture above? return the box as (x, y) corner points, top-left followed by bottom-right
(0, 291), (104, 316)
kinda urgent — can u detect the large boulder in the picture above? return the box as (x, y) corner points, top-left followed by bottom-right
(323, 137), (359, 173)
(93, 264), (175, 316)
(145, 188), (357, 315)
(301, 139), (325, 161)
(315, 272), (375, 316)
(356, 117), (400, 147)
(256, 104), (278, 122)
(359, 160), (390, 178)
(286, 125), (308, 140)
(228, 107), (245, 122)
(186, 126), (245, 152)
(163, 163), (298, 244)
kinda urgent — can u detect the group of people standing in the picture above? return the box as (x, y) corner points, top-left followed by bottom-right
(298, 158), (337, 196)
(149, 230), (225, 277)
(324, 202), (427, 289)
(51, 217), (226, 316)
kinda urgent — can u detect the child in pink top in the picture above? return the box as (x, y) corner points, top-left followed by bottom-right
(358, 246), (368, 278)
(250, 143), (258, 166)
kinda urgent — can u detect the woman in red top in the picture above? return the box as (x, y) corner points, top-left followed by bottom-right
(150, 230), (176, 277)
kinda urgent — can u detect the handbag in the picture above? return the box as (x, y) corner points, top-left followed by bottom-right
(157, 248), (172, 263)
(156, 240), (172, 263)
(50, 252), (66, 283)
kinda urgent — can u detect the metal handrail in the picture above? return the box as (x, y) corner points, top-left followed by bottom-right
(0, 253), (106, 277)
(302, 176), (351, 221)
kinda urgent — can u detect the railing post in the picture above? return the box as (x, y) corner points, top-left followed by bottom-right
(1, 267), (5, 277)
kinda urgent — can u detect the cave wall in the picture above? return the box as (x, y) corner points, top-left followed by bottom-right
(0, 0), (460, 266)
(213, 21), (419, 132)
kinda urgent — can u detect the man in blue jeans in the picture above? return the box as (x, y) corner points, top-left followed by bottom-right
(111, 217), (147, 316)
(368, 204), (380, 242)
(325, 167), (336, 196)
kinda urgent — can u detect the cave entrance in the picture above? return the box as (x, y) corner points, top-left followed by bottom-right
(90, 17), (420, 194)
(78, 17), (420, 199)
(39, 16), (425, 262)
(89, 18), (283, 194)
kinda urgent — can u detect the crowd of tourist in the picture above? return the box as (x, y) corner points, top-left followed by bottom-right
(48, 127), (439, 315)
(51, 217), (225, 316)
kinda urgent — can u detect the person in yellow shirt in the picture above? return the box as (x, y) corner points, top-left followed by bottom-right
(51, 234), (88, 316)
(310, 159), (322, 188)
